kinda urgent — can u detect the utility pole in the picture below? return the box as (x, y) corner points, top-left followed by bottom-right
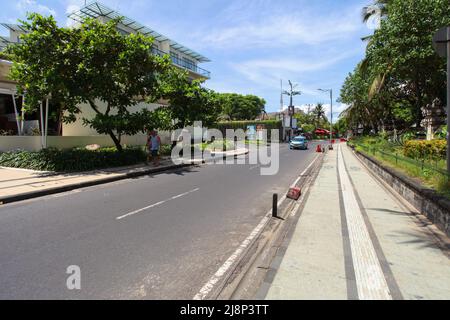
(280, 79), (284, 112)
(283, 80), (301, 141)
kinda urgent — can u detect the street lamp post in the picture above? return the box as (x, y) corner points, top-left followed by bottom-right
(319, 89), (333, 147)
(432, 26), (450, 174)
(283, 80), (301, 141)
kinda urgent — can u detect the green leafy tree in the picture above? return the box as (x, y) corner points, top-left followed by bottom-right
(8, 13), (171, 151)
(149, 66), (221, 129)
(341, 0), (450, 135)
(217, 93), (266, 121)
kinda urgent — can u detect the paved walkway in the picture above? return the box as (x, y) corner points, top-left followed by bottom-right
(263, 143), (450, 300)
(0, 158), (175, 200)
(0, 148), (249, 203)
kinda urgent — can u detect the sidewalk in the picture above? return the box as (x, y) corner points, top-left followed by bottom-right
(0, 148), (249, 204)
(261, 143), (450, 300)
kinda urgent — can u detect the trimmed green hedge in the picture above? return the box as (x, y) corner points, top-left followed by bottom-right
(0, 147), (147, 172)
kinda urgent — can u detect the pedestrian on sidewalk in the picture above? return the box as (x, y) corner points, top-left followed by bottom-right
(147, 130), (161, 167)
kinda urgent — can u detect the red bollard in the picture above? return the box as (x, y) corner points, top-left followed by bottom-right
(287, 187), (302, 200)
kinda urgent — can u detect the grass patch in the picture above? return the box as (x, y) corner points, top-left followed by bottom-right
(350, 137), (450, 198)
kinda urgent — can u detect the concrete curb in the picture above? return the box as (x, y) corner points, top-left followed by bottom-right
(0, 163), (192, 205)
(0, 148), (250, 205)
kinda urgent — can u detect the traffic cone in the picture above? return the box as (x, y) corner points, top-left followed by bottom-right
(316, 144), (322, 153)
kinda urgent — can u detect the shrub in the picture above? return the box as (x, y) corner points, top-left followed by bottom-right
(403, 140), (446, 161)
(159, 144), (172, 156)
(0, 147), (147, 172)
(399, 131), (417, 145)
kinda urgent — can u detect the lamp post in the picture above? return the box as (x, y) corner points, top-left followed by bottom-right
(283, 80), (301, 141)
(319, 88), (333, 147)
(432, 26), (450, 174)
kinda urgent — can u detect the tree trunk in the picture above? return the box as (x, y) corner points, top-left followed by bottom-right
(107, 129), (123, 152)
(415, 72), (424, 128)
(87, 99), (123, 152)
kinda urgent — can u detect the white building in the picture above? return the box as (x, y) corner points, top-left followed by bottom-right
(0, 1), (210, 151)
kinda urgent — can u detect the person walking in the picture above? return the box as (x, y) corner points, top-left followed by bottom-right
(147, 130), (161, 166)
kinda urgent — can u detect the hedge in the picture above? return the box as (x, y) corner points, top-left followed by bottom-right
(403, 140), (446, 161)
(214, 120), (282, 140)
(0, 147), (147, 172)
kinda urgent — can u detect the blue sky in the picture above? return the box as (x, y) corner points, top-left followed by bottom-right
(0, 0), (375, 120)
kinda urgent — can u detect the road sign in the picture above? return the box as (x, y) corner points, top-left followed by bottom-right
(432, 26), (450, 58)
(283, 117), (297, 128)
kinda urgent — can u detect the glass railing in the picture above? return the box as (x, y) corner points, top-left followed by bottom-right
(151, 47), (210, 78)
(151, 47), (167, 57)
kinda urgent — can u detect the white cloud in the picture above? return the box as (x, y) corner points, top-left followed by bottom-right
(65, 3), (81, 27)
(198, 5), (361, 50)
(231, 49), (359, 92)
(16, 0), (57, 16)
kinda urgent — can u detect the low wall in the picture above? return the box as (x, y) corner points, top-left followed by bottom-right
(0, 136), (42, 152)
(353, 146), (450, 237)
(0, 132), (172, 152)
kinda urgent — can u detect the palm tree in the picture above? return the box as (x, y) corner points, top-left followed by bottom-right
(313, 103), (327, 129)
(361, 0), (390, 24)
(361, 0), (391, 42)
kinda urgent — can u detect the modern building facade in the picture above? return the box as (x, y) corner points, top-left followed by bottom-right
(0, 1), (210, 150)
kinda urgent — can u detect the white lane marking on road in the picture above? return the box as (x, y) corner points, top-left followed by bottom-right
(193, 155), (319, 300)
(116, 188), (199, 220)
(193, 215), (270, 300)
(337, 145), (392, 300)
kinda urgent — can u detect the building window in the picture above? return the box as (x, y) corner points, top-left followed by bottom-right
(170, 51), (179, 64)
(182, 58), (196, 71)
(116, 27), (130, 36)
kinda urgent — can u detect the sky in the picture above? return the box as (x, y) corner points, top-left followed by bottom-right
(0, 0), (376, 121)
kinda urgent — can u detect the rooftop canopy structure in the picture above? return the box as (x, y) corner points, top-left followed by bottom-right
(67, 1), (210, 63)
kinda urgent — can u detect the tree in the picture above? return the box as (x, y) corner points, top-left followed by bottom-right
(216, 93), (266, 121)
(362, 0), (390, 23)
(333, 117), (348, 136)
(149, 66), (221, 129)
(341, 0), (450, 135)
(8, 13), (171, 151)
(366, 0), (449, 127)
(312, 103), (328, 128)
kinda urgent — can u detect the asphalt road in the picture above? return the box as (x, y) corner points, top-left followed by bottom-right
(0, 142), (320, 299)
